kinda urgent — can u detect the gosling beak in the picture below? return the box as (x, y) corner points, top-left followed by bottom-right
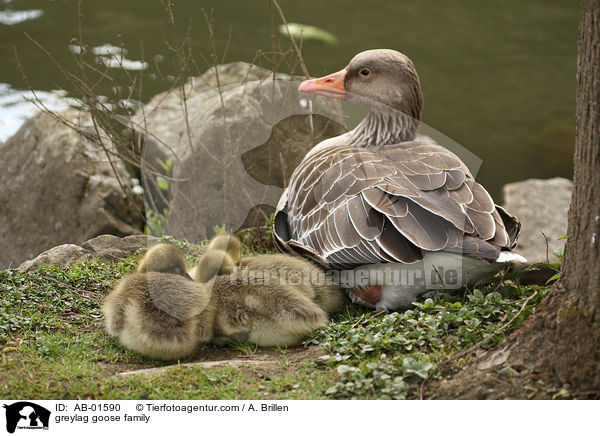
(298, 69), (347, 99)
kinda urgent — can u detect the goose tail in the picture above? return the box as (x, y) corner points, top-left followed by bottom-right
(497, 251), (527, 264)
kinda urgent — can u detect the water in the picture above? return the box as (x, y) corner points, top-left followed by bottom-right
(0, 0), (578, 199)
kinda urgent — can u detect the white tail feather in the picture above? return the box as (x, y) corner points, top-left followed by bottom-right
(497, 251), (527, 263)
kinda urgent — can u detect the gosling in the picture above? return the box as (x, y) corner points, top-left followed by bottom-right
(102, 243), (215, 360)
(199, 269), (329, 347)
(197, 235), (345, 314)
(207, 234), (242, 263)
(240, 254), (345, 315)
(194, 235), (332, 346)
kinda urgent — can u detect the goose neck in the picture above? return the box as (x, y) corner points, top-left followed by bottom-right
(349, 108), (419, 147)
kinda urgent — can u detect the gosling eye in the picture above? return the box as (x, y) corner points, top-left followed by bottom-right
(359, 68), (371, 77)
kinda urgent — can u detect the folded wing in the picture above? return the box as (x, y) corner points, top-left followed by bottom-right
(275, 140), (520, 269)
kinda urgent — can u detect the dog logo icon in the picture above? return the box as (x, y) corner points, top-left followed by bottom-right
(3, 402), (50, 433)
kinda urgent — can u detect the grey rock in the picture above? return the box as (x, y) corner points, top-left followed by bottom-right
(131, 62), (346, 241)
(17, 234), (160, 272)
(130, 62), (280, 160)
(0, 109), (144, 269)
(17, 244), (94, 272)
(81, 234), (160, 263)
(503, 177), (572, 263)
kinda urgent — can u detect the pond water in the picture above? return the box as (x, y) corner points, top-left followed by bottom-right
(0, 0), (578, 199)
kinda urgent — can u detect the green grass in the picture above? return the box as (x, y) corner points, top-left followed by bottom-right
(0, 240), (554, 399)
(1, 329), (337, 399)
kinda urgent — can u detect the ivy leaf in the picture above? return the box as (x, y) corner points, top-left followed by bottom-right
(402, 357), (434, 379)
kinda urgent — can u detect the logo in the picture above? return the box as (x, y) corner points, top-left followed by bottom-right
(2, 402), (50, 434)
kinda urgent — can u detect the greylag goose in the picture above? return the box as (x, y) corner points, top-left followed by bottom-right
(273, 49), (524, 310)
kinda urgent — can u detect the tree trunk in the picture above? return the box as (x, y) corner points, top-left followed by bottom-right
(562, 0), (600, 305)
(552, 0), (600, 391)
(430, 0), (600, 398)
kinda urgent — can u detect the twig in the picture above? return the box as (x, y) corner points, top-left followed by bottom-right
(114, 359), (277, 377)
(269, 0), (310, 78)
(423, 289), (540, 399)
(237, 224), (270, 233)
(270, 0), (314, 135)
(351, 314), (365, 329)
(541, 231), (550, 264)
(491, 266), (510, 293)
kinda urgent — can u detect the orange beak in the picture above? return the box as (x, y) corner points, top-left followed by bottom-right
(298, 69), (347, 99)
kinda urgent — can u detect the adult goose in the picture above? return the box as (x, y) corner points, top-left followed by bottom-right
(273, 49), (524, 310)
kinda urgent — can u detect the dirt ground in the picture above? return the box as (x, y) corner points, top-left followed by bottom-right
(99, 343), (327, 379)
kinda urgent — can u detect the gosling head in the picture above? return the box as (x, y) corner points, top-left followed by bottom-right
(136, 243), (191, 278)
(194, 249), (236, 283)
(207, 235), (242, 264)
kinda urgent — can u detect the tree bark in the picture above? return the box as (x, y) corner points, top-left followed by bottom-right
(552, 0), (600, 391)
(430, 0), (600, 398)
(562, 0), (600, 303)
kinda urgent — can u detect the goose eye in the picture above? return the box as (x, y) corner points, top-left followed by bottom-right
(359, 68), (370, 77)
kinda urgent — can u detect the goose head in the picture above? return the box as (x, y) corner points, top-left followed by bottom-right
(299, 49), (423, 145)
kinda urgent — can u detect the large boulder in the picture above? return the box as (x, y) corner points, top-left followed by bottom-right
(0, 110), (144, 269)
(503, 177), (572, 263)
(131, 62), (347, 241)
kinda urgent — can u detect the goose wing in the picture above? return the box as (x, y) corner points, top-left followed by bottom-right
(274, 140), (519, 269)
